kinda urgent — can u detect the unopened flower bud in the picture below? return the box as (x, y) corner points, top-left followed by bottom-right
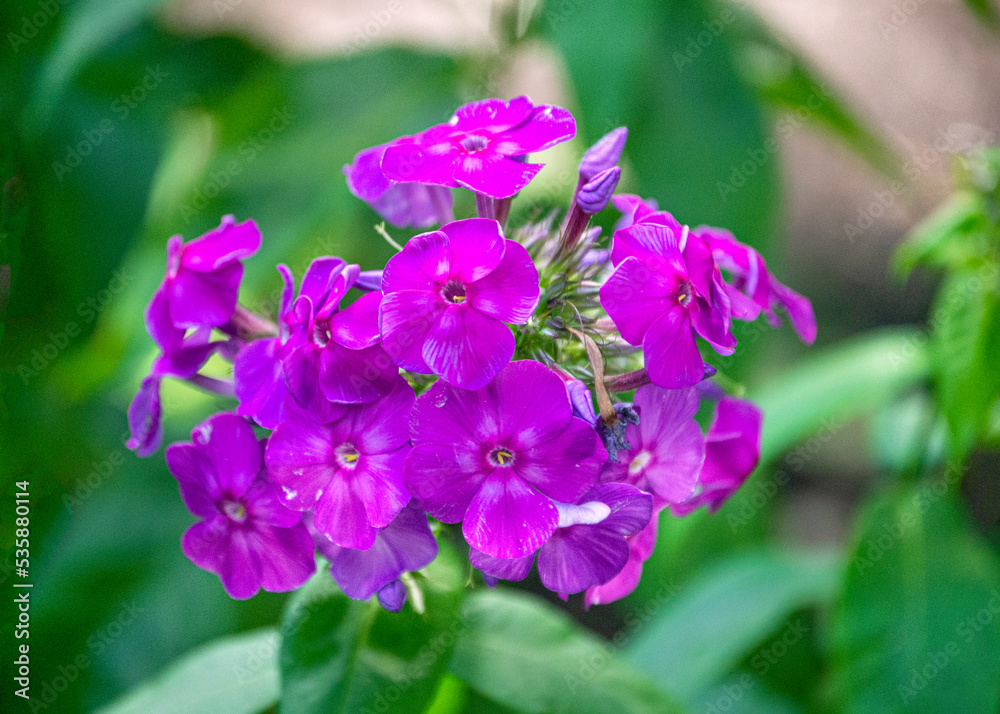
(579, 127), (628, 181)
(577, 167), (621, 215)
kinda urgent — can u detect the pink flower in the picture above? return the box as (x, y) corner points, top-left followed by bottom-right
(381, 96), (575, 199)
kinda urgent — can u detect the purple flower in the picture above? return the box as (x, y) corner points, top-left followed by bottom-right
(165, 413), (315, 599)
(379, 218), (540, 390)
(576, 167), (621, 215)
(146, 216), (260, 345)
(600, 385), (705, 508)
(673, 398), (763, 516)
(696, 226), (817, 345)
(472, 483), (652, 595)
(265, 378), (415, 550)
(404, 361), (607, 559)
(599, 212), (735, 388)
(344, 141), (454, 228)
(126, 376), (164, 457)
(235, 258), (399, 426)
(310, 502), (437, 606)
(381, 96), (576, 199)
(584, 515), (659, 608)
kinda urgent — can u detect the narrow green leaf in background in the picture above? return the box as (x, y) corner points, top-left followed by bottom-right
(451, 589), (688, 714)
(831, 488), (1000, 713)
(627, 549), (842, 703)
(95, 628), (279, 714)
(751, 328), (931, 464)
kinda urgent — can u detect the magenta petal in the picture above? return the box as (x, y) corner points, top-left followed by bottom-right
(466, 240), (540, 324)
(409, 378), (500, 448)
(182, 519), (256, 599)
(165, 443), (217, 517)
(190, 414), (261, 499)
(169, 262), (243, 328)
(127, 375), (164, 457)
(243, 479), (302, 528)
(491, 361), (572, 451)
(514, 417), (604, 503)
(421, 305), (514, 390)
(378, 290), (443, 373)
(329, 293), (382, 350)
(442, 218), (505, 283)
(382, 230), (451, 293)
(235, 338), (288, 429)
(584, 517), (659, 608)
(453, 153), (542, 199)
(299, 257), (349, 311)
(314, 475), (378, 550)
(631, 386), (705, 504)
(643, 307), (705, 389)
(585, 483), (654, 535)
(611, 223), (686, 271)
(493, 104), (576, 155)
(251, 523), (315, 593)
(145, 284), (185, 351)
(345, 379), (416, 453)
(319, 342), (398, 404)
(265, 420), (337, 511)
(469, 548), (535, 582)
(599, 256), (681, 344)
(181, 217), (261, 272)
(772, 279), (817, 344)
(403, 443), (488, 522)
(537, 524), (629, 594)
(382, 141), (460, 187)
(284, 343), (335, 416)
(352, 446), (411, 529)
(463, 470), (558, 559)
(344, 143), (392, 202)
(452, 96), (534, 133)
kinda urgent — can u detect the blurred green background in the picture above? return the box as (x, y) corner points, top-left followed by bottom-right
(3, 0), (1000, 712)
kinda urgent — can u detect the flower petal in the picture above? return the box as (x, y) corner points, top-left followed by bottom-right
(381, 139), (460, 187)
(319, 342), (398, 404)
(513, 416), (604, 503)
(378, 290), (444, 373)
(190, 413), (262, 499)
(463, 469), (558, 559)
(314, 474), (378, 550)
(442, 217), (505, 283)
(265, 419), (336, 510)
(169, 262), (243, 328)
(127, 375), (164, 457)
(165, 443), (217, 517)
(180, 217), (261, 272)
(599, 256), (680, 345)
(422, 305), (514, 390)
(537, 524), (629, 594)
(492, 104), (576, 155)
(469, 548), (535, 582)
(466, 240), (540, 324)
(643, 307), (705, 389)
(251, 522), (315, 593)
(490, 360), (572, 451)
(451, 96), (534, 133)
(453, 153), (542, 199)
(404, 442), (489, 522)
(234, 338), (288, 429)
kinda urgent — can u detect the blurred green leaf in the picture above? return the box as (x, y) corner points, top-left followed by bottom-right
(280, 540), (465, 714)
(544, 0), (778, 248)
(25, 0), (175, 130)
(451, 589), (687, 714)
(690, 675), (804, 714)
(831, 488), (1000, 713)
(931, 267), (1000, 459)
(751, 328), (931, 464)
(893, 191), (990, 279)
(963, 0), (1000, 25)
(627, 549), (841, 702)
(95, 628), (279, 714)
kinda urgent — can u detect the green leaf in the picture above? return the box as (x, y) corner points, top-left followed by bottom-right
(627, 550), (841, 702)
(963, 0), (1000, 25)
(831, 488), (1000, 713)
(451, 589), (688, 714)
(931, 266), (1000, 459)
(25, 0), (176, 130)
(751, 328), (931, 464)
(280, 540), (465, 714)
(892, 191), (990, 279)
(544, 0), (779, 249)
(95, 628), (280, 714)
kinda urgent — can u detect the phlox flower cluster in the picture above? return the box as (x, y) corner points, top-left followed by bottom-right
(128, 96), (814, 610)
